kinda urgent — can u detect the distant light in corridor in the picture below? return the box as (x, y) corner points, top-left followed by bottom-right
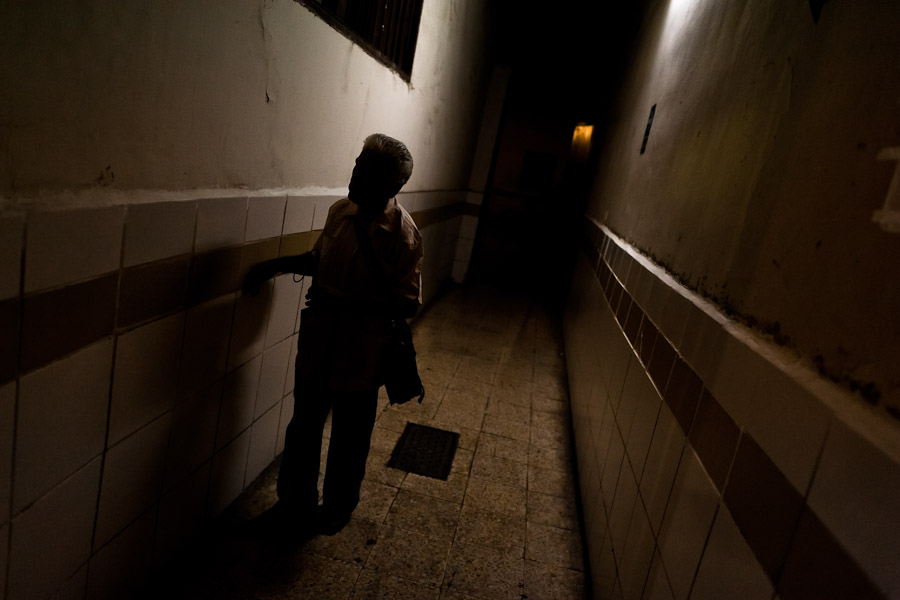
(571, 123), (593, 162)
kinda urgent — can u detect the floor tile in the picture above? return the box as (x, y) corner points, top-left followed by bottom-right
(254, 551), (362, 600)
(464, 474), (527, 517)
(442, 541), (525, 600)
(526, 521), (585, 572)
(527, 490), (580, 531)
(365, 524), (453, 586)
(523, 559), (587, 600)
(385, 489), (462, 538)
(454, 504), (526, 557)
(351, 568), (441, 599)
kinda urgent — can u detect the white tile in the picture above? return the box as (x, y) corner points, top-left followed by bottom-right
(657, 449), (719, 600)
(642, 550), (675, 600)
(228, 286), (271, 372)
(178, 294), (235, 398)
(15, 340), (112, 512)
(616, 365), (644, 445)
(217, 356), (261, 450)
(607, 454), (638, 555)
(110, 313), (184, 445)
(207, 430), (251, 517)
(245, 403), (280, 486)
(458, 215), (479, 240)
(607, 341), (633, 412)
(625, 375), (662, 483)
(25, 207), (123, 293)
(0, 522), (7, 600)
(246, 196), (286, 241)
(596, 403), (618, 491)
(644, 277), (671, 330)
(283, 196), (316, 234)
(593, 530), (618, 598)
(639, 403), (685, 536)
(703, 335), (759, 426)
(8, 457), (101, 600)
(632, 267), (654, 315)
(742, 364), (830, 494)
(0, 214), (24, 300)
(275, 394), (294, 456)
(807, 419), (900, 598)
(625, 258), (642, 294)
(657, 290), (692, 352)
(679, 311), (724, 386)
(194, 197), (246, 252)
(94, 414), (170, 548)
(255, 338), (291, 420)
(123, 201), (196, 267)
(454, 236), (475, 263)
(156, 462), (211, 562)
(87, 507), (155, 600)
(618, 500), (655, 600)
(690, 507), (773, 600)
(284, 334), (298, 396)
(164, 382), (221, 490)
(265, 274), (303, 348)
(0, 383), (14, 524)
(312, 196), (339, 230)
(49, 564), (88, 600)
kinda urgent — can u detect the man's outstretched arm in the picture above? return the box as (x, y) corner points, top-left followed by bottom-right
(242, 250), (319, 296)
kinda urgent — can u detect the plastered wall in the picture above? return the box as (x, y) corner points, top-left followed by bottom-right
(587, 0), (900, 413)
(0, 0), (489, 195)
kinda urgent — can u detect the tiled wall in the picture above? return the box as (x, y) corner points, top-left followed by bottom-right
(0, 189), (477, 600)
(564, 218), (900, 600)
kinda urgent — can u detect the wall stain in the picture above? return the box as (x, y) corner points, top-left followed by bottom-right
(629, 230), (889, 417)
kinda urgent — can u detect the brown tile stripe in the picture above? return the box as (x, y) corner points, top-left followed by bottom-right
(724, 434), (804, 580)
(581, 217), (886, 599)
(0, 298), (18, 385)
(188, 246), (243, 306)
(9, 200), (468, 377)
(21, 274), (117, 373)
(119, 256), (190, 329)
(688, 388), (739, 493)
(279, 231), (317, 257)
(778, 507), (885, 600)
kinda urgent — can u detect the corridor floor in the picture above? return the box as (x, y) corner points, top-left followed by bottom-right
(150, 284), (587, 599)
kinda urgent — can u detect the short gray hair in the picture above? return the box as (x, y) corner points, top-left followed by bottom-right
(362, 133), (414, 192)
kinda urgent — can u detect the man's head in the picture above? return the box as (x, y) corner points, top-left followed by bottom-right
(348, 134), (413, 213)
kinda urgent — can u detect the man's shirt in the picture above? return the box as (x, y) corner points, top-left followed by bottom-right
(312, 197), (423, 308)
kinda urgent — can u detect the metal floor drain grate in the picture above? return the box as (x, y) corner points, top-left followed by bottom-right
(387, 423), (459, 480)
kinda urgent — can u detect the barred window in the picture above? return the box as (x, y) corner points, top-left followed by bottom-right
(298, 0), (425, 80)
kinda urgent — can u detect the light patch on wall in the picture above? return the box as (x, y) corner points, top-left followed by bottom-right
(658, 0), (704, 59)
(873, 145), (900, 233)
(571, 124), (594, 162)
(873, 99), (900, 233)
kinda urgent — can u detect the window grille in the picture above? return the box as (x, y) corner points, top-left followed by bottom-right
(299, 0), (425, 80)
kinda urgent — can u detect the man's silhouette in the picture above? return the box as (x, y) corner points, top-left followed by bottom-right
(245, 134), (422, 538)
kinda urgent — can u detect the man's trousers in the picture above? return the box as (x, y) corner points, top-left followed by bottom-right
(276, 381), (379, 520)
